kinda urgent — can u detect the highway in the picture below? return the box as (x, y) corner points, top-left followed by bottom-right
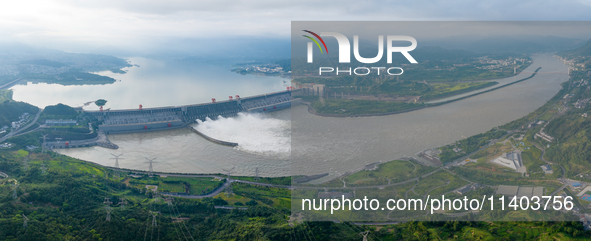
(0, 77), (23, 89)
(551, 183), (570, 196)
(0, 108), (43, 143)
(155, 168), (446, 199)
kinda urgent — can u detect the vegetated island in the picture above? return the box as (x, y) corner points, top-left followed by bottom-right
(0, 45), (131, 87)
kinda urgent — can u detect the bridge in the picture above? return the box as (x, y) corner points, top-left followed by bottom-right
(84, 90), (297, 134)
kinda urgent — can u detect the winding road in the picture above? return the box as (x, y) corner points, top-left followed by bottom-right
(0, 108), (43, 143)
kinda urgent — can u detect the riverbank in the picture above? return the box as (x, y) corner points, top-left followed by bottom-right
(300, 67), (541, 118)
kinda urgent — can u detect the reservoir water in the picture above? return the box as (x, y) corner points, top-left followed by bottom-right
(10, 54), (569, 178)
(10, 58), (289, 110)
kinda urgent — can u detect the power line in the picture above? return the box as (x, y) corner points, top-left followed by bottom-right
(151, 211), (158, 227)
(166, 201), (188, 241)
(166, 194), (192, 240)
(144, 194), (155, 241)
(171, 197), (195, 241)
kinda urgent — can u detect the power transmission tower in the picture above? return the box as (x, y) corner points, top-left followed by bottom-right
(103, 198), (113, 221)
(145, 158), (157, 176)
(41, 164), (47, 175)
(154, 191), (160, 203)
(164, 196), (173, 206)
(222, 167), (235, 195)
(118, 199), (128, 210)
(22, 214), (28, 228)
(359, 231), (370, 241)
(110, 153), (124, 168)
(40, 134), (48, 153)
(222, 167), (235, 181)
(23, 156), (29, 171)
(11, 183), (19, 199)
(105, 206), (112, 221)
(151, 211), (158, 227)
(254, 167), (260, 181)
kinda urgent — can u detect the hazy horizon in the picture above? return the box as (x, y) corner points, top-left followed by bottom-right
(2, 1), (591, 58)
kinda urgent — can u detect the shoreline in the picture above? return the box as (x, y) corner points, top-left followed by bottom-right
(301, 67), (541, 118)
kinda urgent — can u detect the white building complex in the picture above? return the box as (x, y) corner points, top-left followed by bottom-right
(535, 127), (555, 142)
(492, 151), (525, 172)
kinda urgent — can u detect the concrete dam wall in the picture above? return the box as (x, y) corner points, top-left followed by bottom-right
(85, 90), (294, 134)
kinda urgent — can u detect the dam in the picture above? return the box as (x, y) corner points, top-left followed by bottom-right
(84, 90), (296, 134)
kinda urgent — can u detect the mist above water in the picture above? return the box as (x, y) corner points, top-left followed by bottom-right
(195, 113), (291, 158)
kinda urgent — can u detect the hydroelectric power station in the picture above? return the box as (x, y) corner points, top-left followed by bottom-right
(84, 90), (297, 134)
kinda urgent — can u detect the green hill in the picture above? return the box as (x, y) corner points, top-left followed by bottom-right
(558, 38), (591, 58)
(0, 151), (590, 240)
(0, 101), (39, 128)
(0, 90), (12, 103)
(42, 103), (77, 117)
(19, 59), (67, 68)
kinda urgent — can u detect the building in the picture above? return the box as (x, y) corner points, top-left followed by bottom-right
(26, 145), (37, 151)
(541, 165), (553, 174)
(454, 184), (480, 195)
(574, 98), (590, 109)
(533, 187), (544, 198)
(300, 83), (326, 96)
(496, 185), (519, 198)
(535, 129), (555, 142)
(45, 119), (77, 126)
(492, 152), (523, 171)
(573, 182), (581, 188)
(496, 185), (544, 198)
(317, 192), (354, 199)
(517, 187), (534, 198)
(455, 186), (472, 195)
(0, 143), (13, 148)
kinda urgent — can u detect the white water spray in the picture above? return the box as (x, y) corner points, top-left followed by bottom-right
(195, 113), (290, 157)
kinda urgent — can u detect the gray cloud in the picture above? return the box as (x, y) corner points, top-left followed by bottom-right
(1, 0), (591, 55)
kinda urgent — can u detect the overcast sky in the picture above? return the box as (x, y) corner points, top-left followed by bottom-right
(2, 0), (591, 55)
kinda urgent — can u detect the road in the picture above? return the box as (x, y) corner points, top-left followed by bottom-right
(163, 179), (233, 198)
(531, 139), (566, 178)
(0, 77), (23, 89)
(0, 108), (43, 143)
(550, 183), (570, 196)
(113, 166), (447, 199)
